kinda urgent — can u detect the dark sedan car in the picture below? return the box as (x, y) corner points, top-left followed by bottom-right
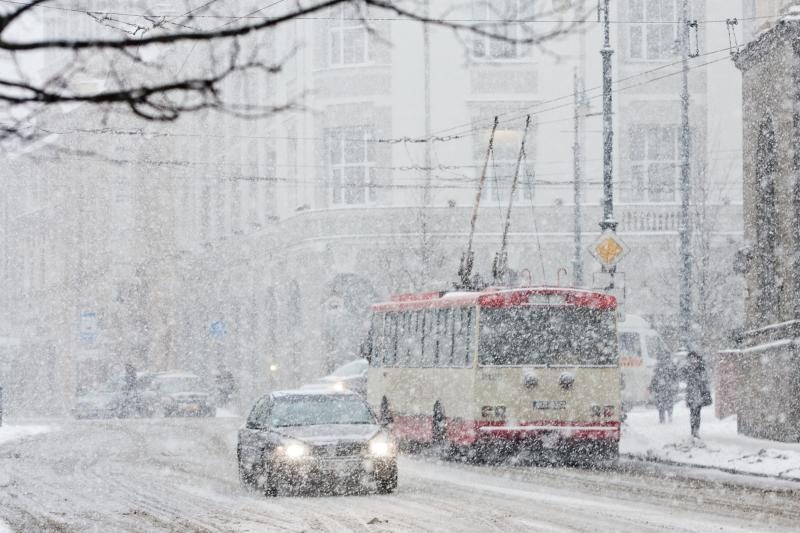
(149, 372), (215, 417)
(237, 390), (397, 496)
(72, 378), (126, 419)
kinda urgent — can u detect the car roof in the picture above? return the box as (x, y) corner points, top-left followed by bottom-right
(269, 388), (361, 400)
(151, 371), (200, 380)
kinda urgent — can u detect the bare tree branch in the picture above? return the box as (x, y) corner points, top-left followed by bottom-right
(0, 0), (591, 136)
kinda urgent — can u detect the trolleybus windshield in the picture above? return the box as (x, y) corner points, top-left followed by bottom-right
(479, 306), (616, 366)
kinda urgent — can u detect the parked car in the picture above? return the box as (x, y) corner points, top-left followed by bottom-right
(311, 359), (368, 396)
(149, 372), (215, 417)
(73, 378), (127, 419)
(237, 389), (397, 496)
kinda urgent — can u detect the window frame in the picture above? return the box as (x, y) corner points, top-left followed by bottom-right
(328, 4), (371, 67)
(628, 0), (679, 62)
(624, 124), (680, 203)
(326, 126), (376, 206)
(471, 0), (535, 62)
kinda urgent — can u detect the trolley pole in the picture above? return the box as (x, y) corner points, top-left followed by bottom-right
(572, 69), (585, 287)
(599, 0), (617, 253)
(678, 0), (693, 351)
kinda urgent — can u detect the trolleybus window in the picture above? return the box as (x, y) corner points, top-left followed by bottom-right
(618, 332), (642, 359)
(479, 306), (615, 366)
(371, 308), (474, 368)
(437, 309), (454, 367)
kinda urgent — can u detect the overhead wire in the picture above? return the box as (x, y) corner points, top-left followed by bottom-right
(30, 44), (738, 147)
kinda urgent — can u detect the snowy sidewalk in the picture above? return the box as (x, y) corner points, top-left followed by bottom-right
(621, 405), (800, 481)
(0, 423), (51, 447)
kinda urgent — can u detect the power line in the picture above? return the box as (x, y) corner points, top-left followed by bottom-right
(32, 44), (737, 148)
(422, 45), (736, 142)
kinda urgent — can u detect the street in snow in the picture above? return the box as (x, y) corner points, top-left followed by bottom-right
(0, 415), (798, 532)
(2, 0), (800, 530)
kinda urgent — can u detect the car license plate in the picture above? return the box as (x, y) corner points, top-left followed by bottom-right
(532, 400), (566, 410)
(320, 459), (358, 474)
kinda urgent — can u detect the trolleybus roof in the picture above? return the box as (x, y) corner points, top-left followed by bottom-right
(372, 286), (616, 312)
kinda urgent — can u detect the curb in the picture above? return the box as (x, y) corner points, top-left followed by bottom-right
(622, 452), (800, 483)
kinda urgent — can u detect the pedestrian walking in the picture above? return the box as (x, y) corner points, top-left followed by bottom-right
(649, 353), (678, 424)
(122, 362), (139, 417)
(683, 351), (712, 438)
(215, 366), (235, 407)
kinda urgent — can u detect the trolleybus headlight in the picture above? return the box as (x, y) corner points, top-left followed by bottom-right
(369, 436), (395, 457)
(278, 441), (309, 459)
(559, 372), (575, 390)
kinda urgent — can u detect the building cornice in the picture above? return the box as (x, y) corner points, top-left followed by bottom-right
(734, 19), (800, 72)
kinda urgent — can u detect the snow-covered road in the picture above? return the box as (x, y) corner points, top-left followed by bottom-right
(0, 417), (798, 532)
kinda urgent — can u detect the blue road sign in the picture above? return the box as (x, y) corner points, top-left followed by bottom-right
(209, 320), (226, 339)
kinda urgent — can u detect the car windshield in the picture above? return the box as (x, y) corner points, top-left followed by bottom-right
(328, 360), (367, 378)
(270, 396), (375, 427)
(619, 332), (642, 358)
(479, 306), (617, 366)
(96, 379), (124, 393)
(155, 377), (203, 393)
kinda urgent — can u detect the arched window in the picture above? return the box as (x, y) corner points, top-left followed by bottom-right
(755, 115), (778, 321)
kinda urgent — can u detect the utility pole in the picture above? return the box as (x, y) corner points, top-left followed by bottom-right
(599, 0), (617, 239)
(420, 0), (433, 286)
(678, 0), (693, 351)
(572, 69), (586, 287)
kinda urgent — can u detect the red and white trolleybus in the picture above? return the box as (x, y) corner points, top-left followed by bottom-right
(365, 286), (620, 460)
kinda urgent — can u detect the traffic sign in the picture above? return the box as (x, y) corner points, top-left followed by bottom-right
(80, 311), (98, 343)
(209, 320), (226, 339)
(588, 230), (630, 268)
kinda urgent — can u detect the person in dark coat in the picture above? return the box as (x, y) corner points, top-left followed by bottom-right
(122, 362), (139, 417)
(683, 351), (712, 438)
(215, 366), (235, 407)
(649, 353), (678, 423)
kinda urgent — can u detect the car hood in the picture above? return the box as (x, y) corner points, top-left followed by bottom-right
(166, 392), (209, 401)
(76, 393), (118, 408)
(319, 375), (363, 383)
(272, 424), (380, 445)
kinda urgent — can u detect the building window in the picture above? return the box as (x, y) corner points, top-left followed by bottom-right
(485, 128), (534, 204)
(628, 0), (678, 61)
(472, 111), (534, 204)
(472, 0), (535, 60)
(624, 124), (679, 202)
(329, 4), (370, 66)
(326, 126), (375, 205)
(755, 115), (778, 321)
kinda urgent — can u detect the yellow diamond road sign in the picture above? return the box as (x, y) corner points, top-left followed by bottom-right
(589, 230), (630, 268)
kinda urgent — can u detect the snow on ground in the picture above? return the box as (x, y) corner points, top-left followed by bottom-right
(215, 407), (240, 418)
(2, 417), (797, 532)
(0, 423), (51, 447)
(622, 404), (800, 480)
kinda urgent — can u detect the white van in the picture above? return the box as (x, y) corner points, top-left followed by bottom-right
(617, 315), (671, 409)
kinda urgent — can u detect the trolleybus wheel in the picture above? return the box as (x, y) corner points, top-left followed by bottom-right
(432, 401), (446, 444)
(379, 396), (393, 427)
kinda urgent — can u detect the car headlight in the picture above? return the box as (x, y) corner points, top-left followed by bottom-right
(333, 381), (346, 391)
(277, 441), (308, 459)
(369, 436), (395, 457)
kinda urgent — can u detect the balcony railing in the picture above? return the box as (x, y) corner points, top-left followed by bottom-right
(618, 205), (680, 232)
